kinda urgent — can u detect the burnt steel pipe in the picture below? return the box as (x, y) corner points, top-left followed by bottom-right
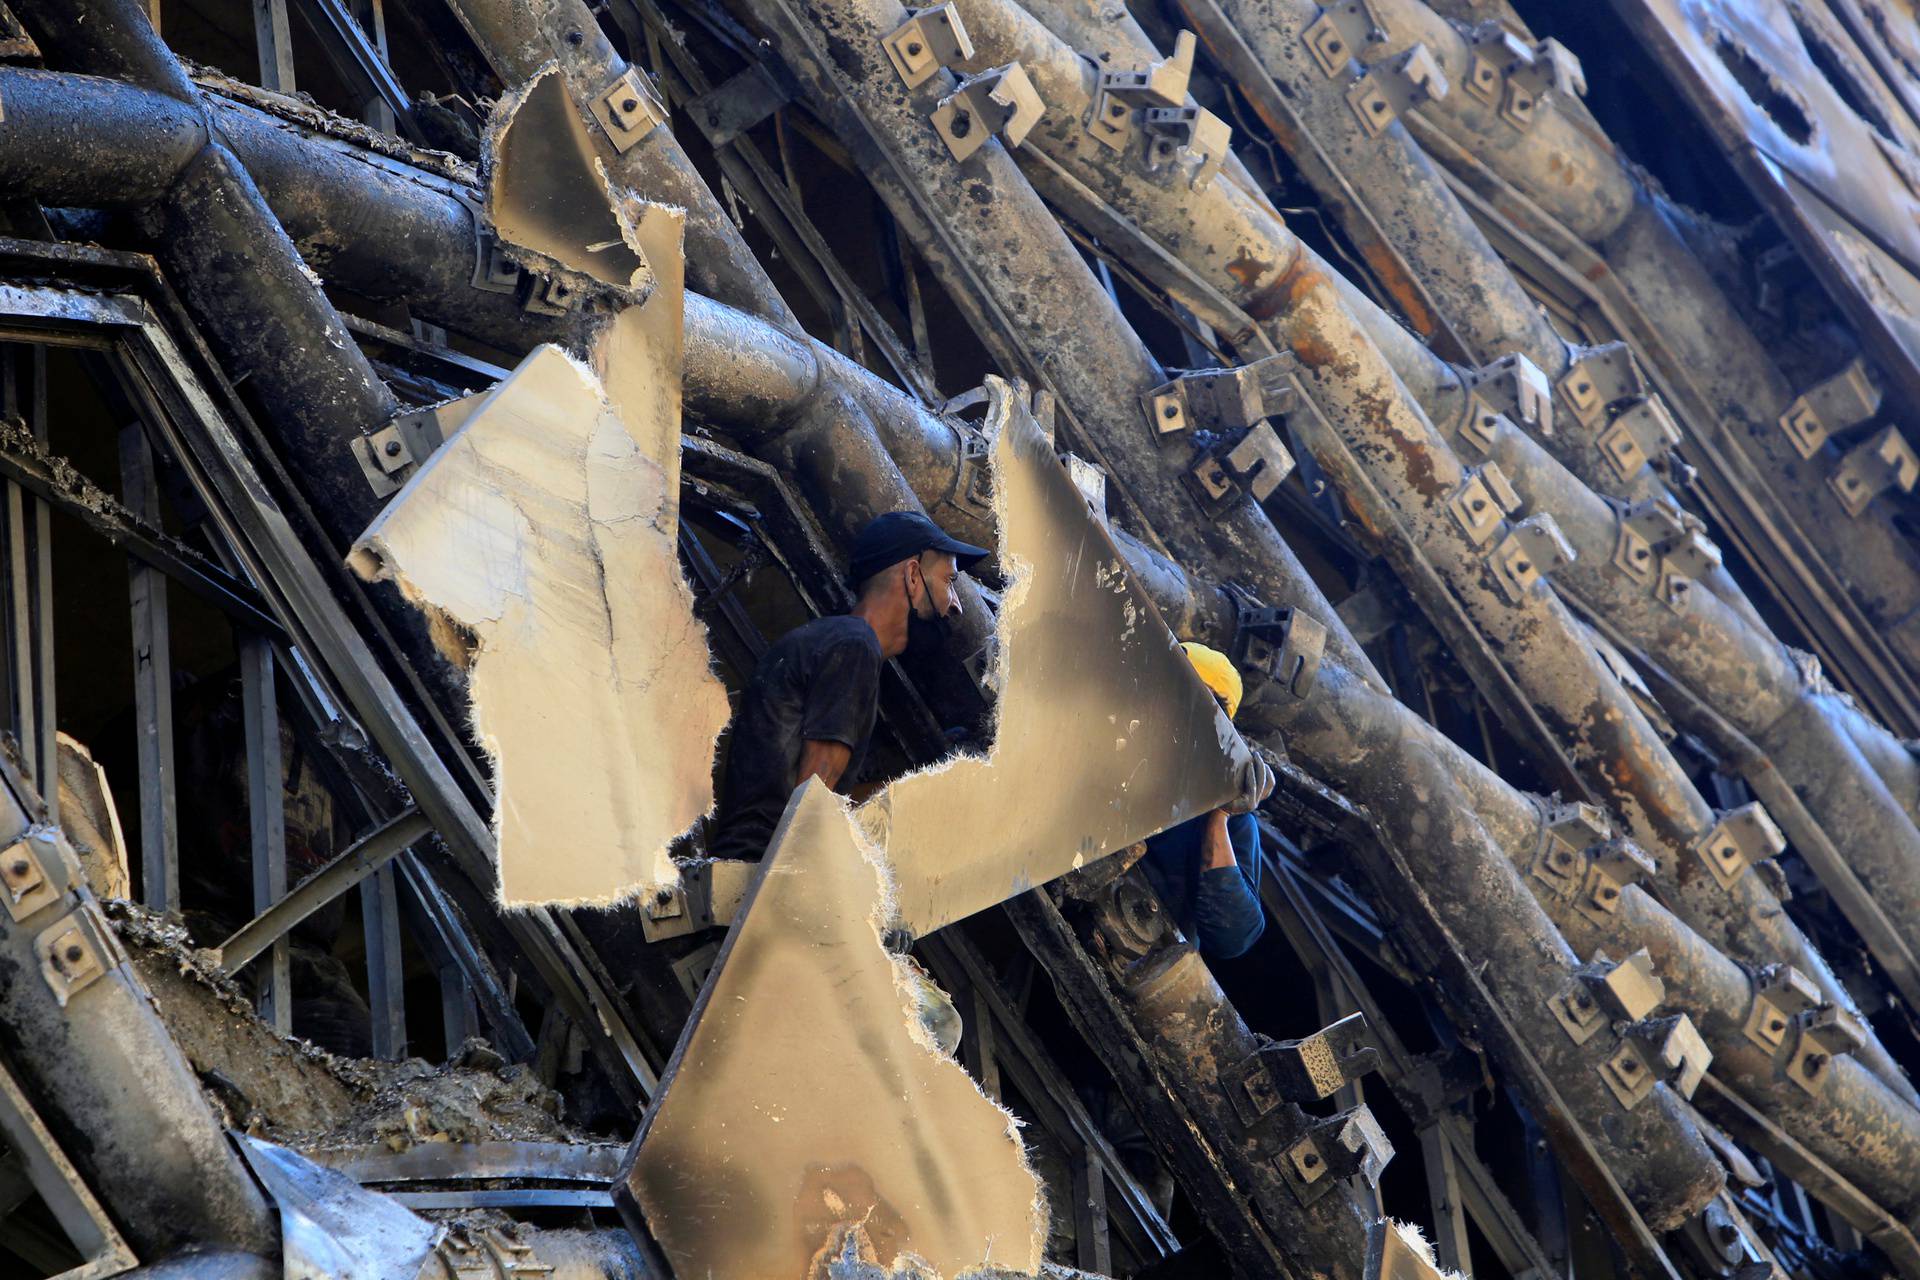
(1341, 0), (1920, 692)
(948, 0), (1919, 1105)
(1238, 660), (1725, 1228)
(1065, 872), (1374, 1280)
(0, 769), (276, 1257)
(14, 0), (401, 551)
(1130, 549), (1920, 1236)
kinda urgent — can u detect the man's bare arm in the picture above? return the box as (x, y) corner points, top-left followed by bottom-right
(797, 739), (855, 791)
(1200, 809), (1237, 871)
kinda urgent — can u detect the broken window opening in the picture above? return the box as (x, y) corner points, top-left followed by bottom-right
(1791, 10), (1897, 142)
(1713, 33), (1817, 145)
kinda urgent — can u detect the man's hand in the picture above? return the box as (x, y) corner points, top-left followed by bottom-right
(1200, 809), (1238, 871)
(797, 738), (854, 791)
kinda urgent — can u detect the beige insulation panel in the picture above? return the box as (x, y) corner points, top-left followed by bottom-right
(348, 65), (729, 906)
(859, 380), (1259, 937)
(349, 344), (728, 906)
(620, 779), (1045, 1279)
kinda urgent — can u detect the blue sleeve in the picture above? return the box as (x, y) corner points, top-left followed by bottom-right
(1194, 813), (1265, 959)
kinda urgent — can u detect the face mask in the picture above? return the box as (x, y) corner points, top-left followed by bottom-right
(905, 568), (950, 652)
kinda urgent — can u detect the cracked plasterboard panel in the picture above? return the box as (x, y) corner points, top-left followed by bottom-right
(347, 343), (730, 906)
(620, 779), (1046, 1280)
(857, 379), (1258, 937)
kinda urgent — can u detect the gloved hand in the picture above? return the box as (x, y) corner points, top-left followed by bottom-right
(1224, 748), (1276, 815)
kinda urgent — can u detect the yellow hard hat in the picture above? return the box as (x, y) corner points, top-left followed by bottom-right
(1180, 642), (1242, 720)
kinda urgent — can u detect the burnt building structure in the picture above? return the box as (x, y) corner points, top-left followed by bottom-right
(1, 0), (1920, 1276)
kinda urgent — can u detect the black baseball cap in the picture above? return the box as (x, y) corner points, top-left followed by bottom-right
(848, 511), (989, 585)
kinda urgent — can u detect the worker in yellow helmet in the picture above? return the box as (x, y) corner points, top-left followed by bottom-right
(1137, 643), (1266, 959)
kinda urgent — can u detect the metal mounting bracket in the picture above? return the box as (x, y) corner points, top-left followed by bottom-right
(931, 62), (1045, 161)
(1281, 1106), (1393, 1204)
(1829, 424), (1920, 517)
(1779, 358), (1880, 459)
(1345, 44), (1447, 138)
(1486, 512), (1574, 604)
(1465, 352), (1552, 435)
(1742, 965), (1823, 1055)
(0, 829), (63, 922)
(589, 67), (667, 153)
(1694, 803), (1785, 891)
(883, 4), (974, 89)
(1446, 462), (1522, 547)
(1232, 601), (1326, 698)
(1302, 0), (1390, 78)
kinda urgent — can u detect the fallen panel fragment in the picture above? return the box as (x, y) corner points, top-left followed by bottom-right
(236, 1135), (440, 1280)
(859, 379), (1259, 936)
(349, 343), (730, 906)
(618, 780), (1045, 1279)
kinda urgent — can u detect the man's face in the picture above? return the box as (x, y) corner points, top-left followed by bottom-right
(908, 551), (963, 621)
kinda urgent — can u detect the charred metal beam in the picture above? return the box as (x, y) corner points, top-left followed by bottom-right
(14, 0), (402, 552)
(0, 752), (277, 1258)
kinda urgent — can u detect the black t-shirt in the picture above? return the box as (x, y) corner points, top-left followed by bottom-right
(706, 615), (884, 859)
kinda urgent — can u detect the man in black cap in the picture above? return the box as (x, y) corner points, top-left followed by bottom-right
(704, 511), (989, 859)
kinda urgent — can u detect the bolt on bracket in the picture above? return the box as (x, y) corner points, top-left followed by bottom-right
(1743, 964), (1823, 1055)
(1779, 358), (1881, 459)
(1596, 395), (1683, 483)
(1829, 424), (1920, 517)
(590, 67), (668, 153)
(1574, 837), (1658, 926)
(1232, 599), (1326, 699)
(1464, 353), (1553, 435)
(1302, 0), (1391, 78)
(1345, 44), (1448, 138)
(1446, 462), (1522, 547)
(883, 4), (975, 89)
(1784, 1004), (1866, 1096)
(1486, 512), (1575, 604)
(931, 62), (1045, 161)
(0, 829), (64, 922)
(1141, 106), (1232, 189)
(37, 902), (115, 1007)
(1693, 802), (1785, 891)
(1281, 1106), (1393, 1204)
(1634, 1013), (1712, 1099)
